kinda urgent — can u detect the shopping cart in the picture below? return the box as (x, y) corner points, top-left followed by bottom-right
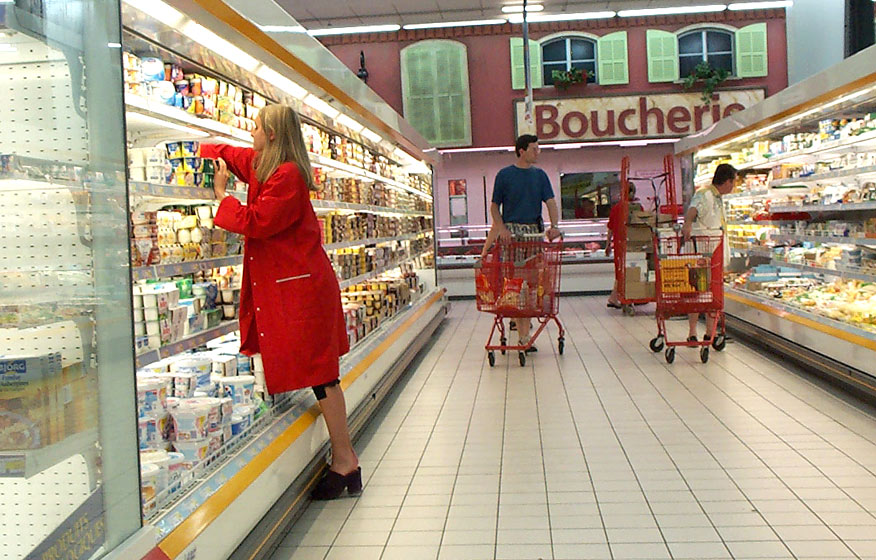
(475, 235), (565, 367)
(649, 233), (727, 364)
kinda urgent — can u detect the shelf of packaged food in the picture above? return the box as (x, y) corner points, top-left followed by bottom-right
(771, 200), (876, 214)
(774, 233), (876, 247)
(734, 246), (775, 258)
(135, 320), (239, 369)
(309, 153), (432, 201)
(132, 256), (244, 282)
(324, 231), (431, 252)
(727, 220), (785, 226)
(770, 164), (876, 187)
(125, 93), (253, 144)
(338, 248), (433, 290)
(310, 199), (431, 217)
(723, 188), (771, 200)
(726, 286), (876, 343)
(769, 259), (876, 283)
(129, 181), (247, 202)
(732, 129), (876, 172)
(0, 428), (99, 479)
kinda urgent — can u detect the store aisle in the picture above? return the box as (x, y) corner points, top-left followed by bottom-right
(270, 297), (876, 560)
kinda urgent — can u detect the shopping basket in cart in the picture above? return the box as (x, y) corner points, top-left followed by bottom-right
(475, 237), (565, 367)
(649, 233), (727, 364)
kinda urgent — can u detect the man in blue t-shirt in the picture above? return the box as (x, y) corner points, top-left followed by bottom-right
(485, 134), (561, 351)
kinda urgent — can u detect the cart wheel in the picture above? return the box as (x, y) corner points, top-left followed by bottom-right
(518, 352), (526, 367)
(700, 347), (710, 363)
(649, 336), (664, 353)
(488, 351), (496, 367)
(712, 335), (726, 352)
(500, 337), (507, 355)
(558, 338), (565, 355)
(665, 347), (675, 364)
(622, 304), (635, 316)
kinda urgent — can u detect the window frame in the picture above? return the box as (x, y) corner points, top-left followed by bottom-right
(677, 28), (736, 78)
(540, 35), (598, 86)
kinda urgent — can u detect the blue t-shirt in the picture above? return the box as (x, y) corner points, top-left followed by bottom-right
(491, 165), (555, 225)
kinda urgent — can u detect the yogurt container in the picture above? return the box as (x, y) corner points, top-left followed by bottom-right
(140, 463), (161, 513)
(230, 404), (254, 436)
(207, 429), (223, 453)
(138, 414), (169, 449)
(237, 354), (252, 374)
(173, 372), (197, 398)
(221, 375), (255, 405)
(220, 397), (234, 424)
(140, 448), (171, 492)
(137, 378), (167, 417)
(173, 438), (209, 467)
(170, 400), (211, 441)
(195, 397), (223, 431)
(171, 356), (213, 387)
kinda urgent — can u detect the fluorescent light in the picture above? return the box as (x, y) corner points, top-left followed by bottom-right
(182, 21), (260, 72)
(307, 24), (401, 36)
(125, 112), (211, 137)
(728, 1), (792, 9)
(403, 19), (506, 30)
(361, 128), (383, 143)
(502, 4), (544, 13)
(508, 11), (616, 23)
(335, 114), (365, 132)
(303, 94), (340, 119)
(255, 65), (308, 99)
(259, 25), (307, 33)
(439, 146), (515, 153)
(122, 0), (184, 28)
(0, 44), (16, 52)
(618, 5), (727, 17)
(107, 42), (122, 48)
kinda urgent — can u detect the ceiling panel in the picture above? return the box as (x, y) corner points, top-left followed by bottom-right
(275, 0), (738, 27)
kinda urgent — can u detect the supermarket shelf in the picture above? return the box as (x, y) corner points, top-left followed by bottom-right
(338, 248), (432, 290)
(734, 129), (876, 172)
(735, 246), (774, 258)
(774, 233), (876, 247)
(771, 164), (876, 187)
(135, 320), (239, 369)
(723, 188), (771, 200)
(129, 181), (247, 202)
(310, 199), (431, 217)
(324, 231), (431, 252)
(0, 429), (97, 478)
(727, 220), (785, 226)
(125, 93), (253, 144)
(132, 256), (244, 282)
(310, 153), (432, 201)
(770, 259), (876, 283)
(771, 200), (876, 214)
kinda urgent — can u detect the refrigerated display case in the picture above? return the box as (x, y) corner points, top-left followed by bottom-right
(676, 44), (876, 397)
(3, 1), (445, 559)
(437, 220), (616, 297)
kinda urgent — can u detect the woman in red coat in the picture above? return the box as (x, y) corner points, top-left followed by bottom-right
(204, 104), (359, 500)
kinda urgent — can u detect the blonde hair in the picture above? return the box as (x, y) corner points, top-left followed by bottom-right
(254, 104), (317, 191)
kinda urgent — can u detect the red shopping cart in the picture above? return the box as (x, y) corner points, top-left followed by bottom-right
(649, 233), (727, 364)
(475, 237), (565, 367)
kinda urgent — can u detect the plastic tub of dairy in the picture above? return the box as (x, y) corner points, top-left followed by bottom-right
(137, 378), (167, 417)
(170, 401), (210, 440)
(207, 429), (223, 453)
(220, 397), (233, 424)
(195, 397), (222, 430)
(231, 404), (254, 436)
(173, 372), (197, 398)
(173, 438), (209, 467)
(171, 356), (213, 387)
(141, 463), (161, 513)
(221, 375), (254, 405)
(138, 414), (169, 448)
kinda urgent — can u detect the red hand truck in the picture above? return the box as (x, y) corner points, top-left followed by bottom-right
(649, 233), (727, 364)
(475, 236), (565, 367)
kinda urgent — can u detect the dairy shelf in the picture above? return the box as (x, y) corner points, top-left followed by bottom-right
(770, 164), (876, 187)
(771, 200), (876, 214)
(774, 233), (876, 247)
(310, 199), (431, 217)
(135, 320), (240, 369)
(324, 231), (431, 252)
(132, 256), (244, 282)
(770, 259), (876, 283)
(129, 181), (247, 202)
(338, 248), (433, 290)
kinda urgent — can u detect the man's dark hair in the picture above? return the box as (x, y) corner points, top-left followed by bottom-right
(713, 163), (737, 186)
(515, 134), (538, 157)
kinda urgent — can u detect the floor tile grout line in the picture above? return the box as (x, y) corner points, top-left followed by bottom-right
(590, 298), (864, 558)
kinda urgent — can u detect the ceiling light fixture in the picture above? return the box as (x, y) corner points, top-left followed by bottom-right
(259, 25), (307, 33)
(508, 11), (616, 23)
(122, 0), (185, 28)
(182, 21), (260, 71)
(360, 128), (383, 143)
(255, 65), (308, 99)
(335, 114), (365, 132)
(618, 5), (727, 17)
(727, 1), (792, 9)
(125, 112), (211, 138)
(303, 94), (340, 119)
(403, 19), (507, 30)
(502, 4), (545, 13)
(307, 24), (401, 36)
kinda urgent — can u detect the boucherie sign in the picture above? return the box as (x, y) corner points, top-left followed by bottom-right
(515, 90), (764, 142)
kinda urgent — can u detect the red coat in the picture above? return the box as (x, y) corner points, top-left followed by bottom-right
(202, 144), (349, 394)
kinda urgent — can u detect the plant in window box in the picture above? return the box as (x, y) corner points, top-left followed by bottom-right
(683, 61), (730, 105)
(551, 68), (593, 90)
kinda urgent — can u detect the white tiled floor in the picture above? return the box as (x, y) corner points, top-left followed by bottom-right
(270, 297), (876, 560)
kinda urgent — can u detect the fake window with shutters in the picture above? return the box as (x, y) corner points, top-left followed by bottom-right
(400, 40), (472, 147)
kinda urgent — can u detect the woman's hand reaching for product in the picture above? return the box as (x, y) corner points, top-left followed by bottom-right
(214, 158), (229, 200)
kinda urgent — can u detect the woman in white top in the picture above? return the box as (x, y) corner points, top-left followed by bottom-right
(681, 164), (737, 341)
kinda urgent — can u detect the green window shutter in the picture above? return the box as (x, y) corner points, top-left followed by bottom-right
(401, 41), (472, 147)
(597, 31), (629, 85)
(510, 37), (543, 90)
(736, 23), (768, 78)
(646, 29), (679, 83)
